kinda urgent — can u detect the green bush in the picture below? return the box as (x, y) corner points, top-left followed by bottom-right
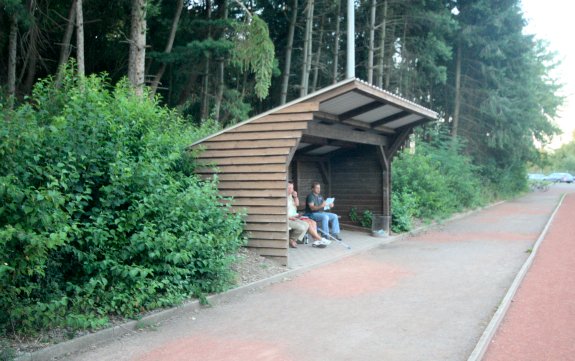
(360, 210), (373, 228)
(391, 192), (417, 233)
(482, 161), (528, 197)
(392, 147), (454, 219)
(391, 134), (487, 231)
(0, 71), (245, 335)
(348, 208), (373, 228)
(348, 207), (359, 224)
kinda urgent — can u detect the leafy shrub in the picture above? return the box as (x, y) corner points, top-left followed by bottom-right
(392, 134), (487, 231)
(360, 210), (373, 228)
(0, 70), (245, 335)
(0, 339), (16, 361)
(392, 147), (453, 219)
(391, 192), (417, 233)
(482, 161), (528, 197)
(348, 208), (359, 223)
(348, 208), (373, 228)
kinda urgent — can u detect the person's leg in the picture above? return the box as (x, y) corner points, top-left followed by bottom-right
(288, 220), (307, 247)
(301, 218), (321, 240)
(295, 220), (309, 242)
(310, 212), (329, 235)
(326, 212), (340, 235)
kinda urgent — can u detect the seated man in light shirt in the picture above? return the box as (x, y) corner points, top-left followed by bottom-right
(287, 181), (330, 248)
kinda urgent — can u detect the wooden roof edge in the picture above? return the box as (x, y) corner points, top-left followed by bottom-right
(188, 79), (356, 148)
(188, 77), (438, 148)
(352, 79), (438, 120)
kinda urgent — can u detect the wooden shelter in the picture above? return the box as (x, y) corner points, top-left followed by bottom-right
(191, 79), (437, 265)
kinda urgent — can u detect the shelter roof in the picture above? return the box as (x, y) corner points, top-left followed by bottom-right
(190, 78), (438, 151)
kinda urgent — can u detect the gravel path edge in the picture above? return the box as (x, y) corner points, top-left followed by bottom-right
(466, 193), (566, 361)
(14, 200), (506, 361)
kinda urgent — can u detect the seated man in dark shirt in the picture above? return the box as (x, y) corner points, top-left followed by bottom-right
(304, 181), (342, 241)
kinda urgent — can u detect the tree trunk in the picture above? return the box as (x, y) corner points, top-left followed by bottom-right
(367, 0), (376, 84)
(241, 70), (247, 99)
(128, 0), (147, 96)
(213, 0), (228, 120)
(200, 0), (212, 120)
(23, 27), (39, 94)
(300, 0), (314, 97)
(150, 0), (184, 97)
(398, 17), (408, 95)
(56, 0), (77, 84)
(177, 71), (199, 105)
(7, 15), (18, 108)
(311, 14), (324, 92)
(76, 0), (85, 77)
(20, 0), (40, 95)
(280, 0), (298, 104)
(375, 0), (387, 88)
(384, 21), (394, 89)
(332, 0), (341, 84)
(452, 41), (462, 137)
(201, 57), (211, 120)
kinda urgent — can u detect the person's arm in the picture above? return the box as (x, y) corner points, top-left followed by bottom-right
(292, 190), (299, 207)
(308, 202), (325, 211)
(306, 194), (326, 211)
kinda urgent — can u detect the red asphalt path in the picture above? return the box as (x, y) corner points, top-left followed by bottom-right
(484, 192), (575, 361)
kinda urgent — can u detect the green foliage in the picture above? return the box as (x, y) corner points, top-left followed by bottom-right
(348, 208), (359, 224)
(0, 70), (245, 335)
(543, 140), (575, 174)
(348, 208), (373, 228)
(0, 338), (16, 361)
(218, 89), (252, 127)
(232, 15), (275, 99)
(392, 132), (487, 230)
(393, 148), (452, 220)
(391, 192), (417, 233)
(360, 210), (373, 228)
(448, 0), (562, 177)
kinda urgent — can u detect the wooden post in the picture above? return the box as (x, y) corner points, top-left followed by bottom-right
(377, 145), (391, 232)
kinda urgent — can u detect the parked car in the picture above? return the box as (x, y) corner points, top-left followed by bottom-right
(527, 173), (546, 181)
(544, 173), (574, 183)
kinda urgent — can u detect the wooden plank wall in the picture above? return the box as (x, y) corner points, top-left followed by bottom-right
(329, 146), (384, 224)
(293, 160), (327, 210)
(194, 103), (317, 265)
(292, 146), (383, 225)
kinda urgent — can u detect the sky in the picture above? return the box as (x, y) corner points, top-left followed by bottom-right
(521, 0), (575, 148)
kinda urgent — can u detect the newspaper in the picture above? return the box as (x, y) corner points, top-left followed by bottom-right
(324, 197), (335, 210)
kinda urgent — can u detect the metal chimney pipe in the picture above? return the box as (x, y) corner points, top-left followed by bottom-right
(346, 0), (355, 79)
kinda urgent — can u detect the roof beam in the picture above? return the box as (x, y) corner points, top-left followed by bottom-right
(371, 110), (411, 128)
(395, 117), (430, 131)
(296, 143), (326, 154)
(303, 121), (389, 146)
(343, 119), (396, 134)
(314, 111), (340, 123)
(300, 134), (330, 145)
(293, 155), (331, 163)
(353, 82), (438, 119)
(387, 126), (414, 160)
(314, 111), (396, 135)
(338, 101), (385, 121)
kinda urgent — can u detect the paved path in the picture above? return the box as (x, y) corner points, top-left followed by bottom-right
(63, 185), (571, 361)
(484, 188), (575, 361)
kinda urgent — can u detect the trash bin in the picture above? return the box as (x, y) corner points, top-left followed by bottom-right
(371, 214), (391, 237)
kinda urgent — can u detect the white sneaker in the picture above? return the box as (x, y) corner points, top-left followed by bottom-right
(312, 240), (327, 248)
(320, 238), (332, 245)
